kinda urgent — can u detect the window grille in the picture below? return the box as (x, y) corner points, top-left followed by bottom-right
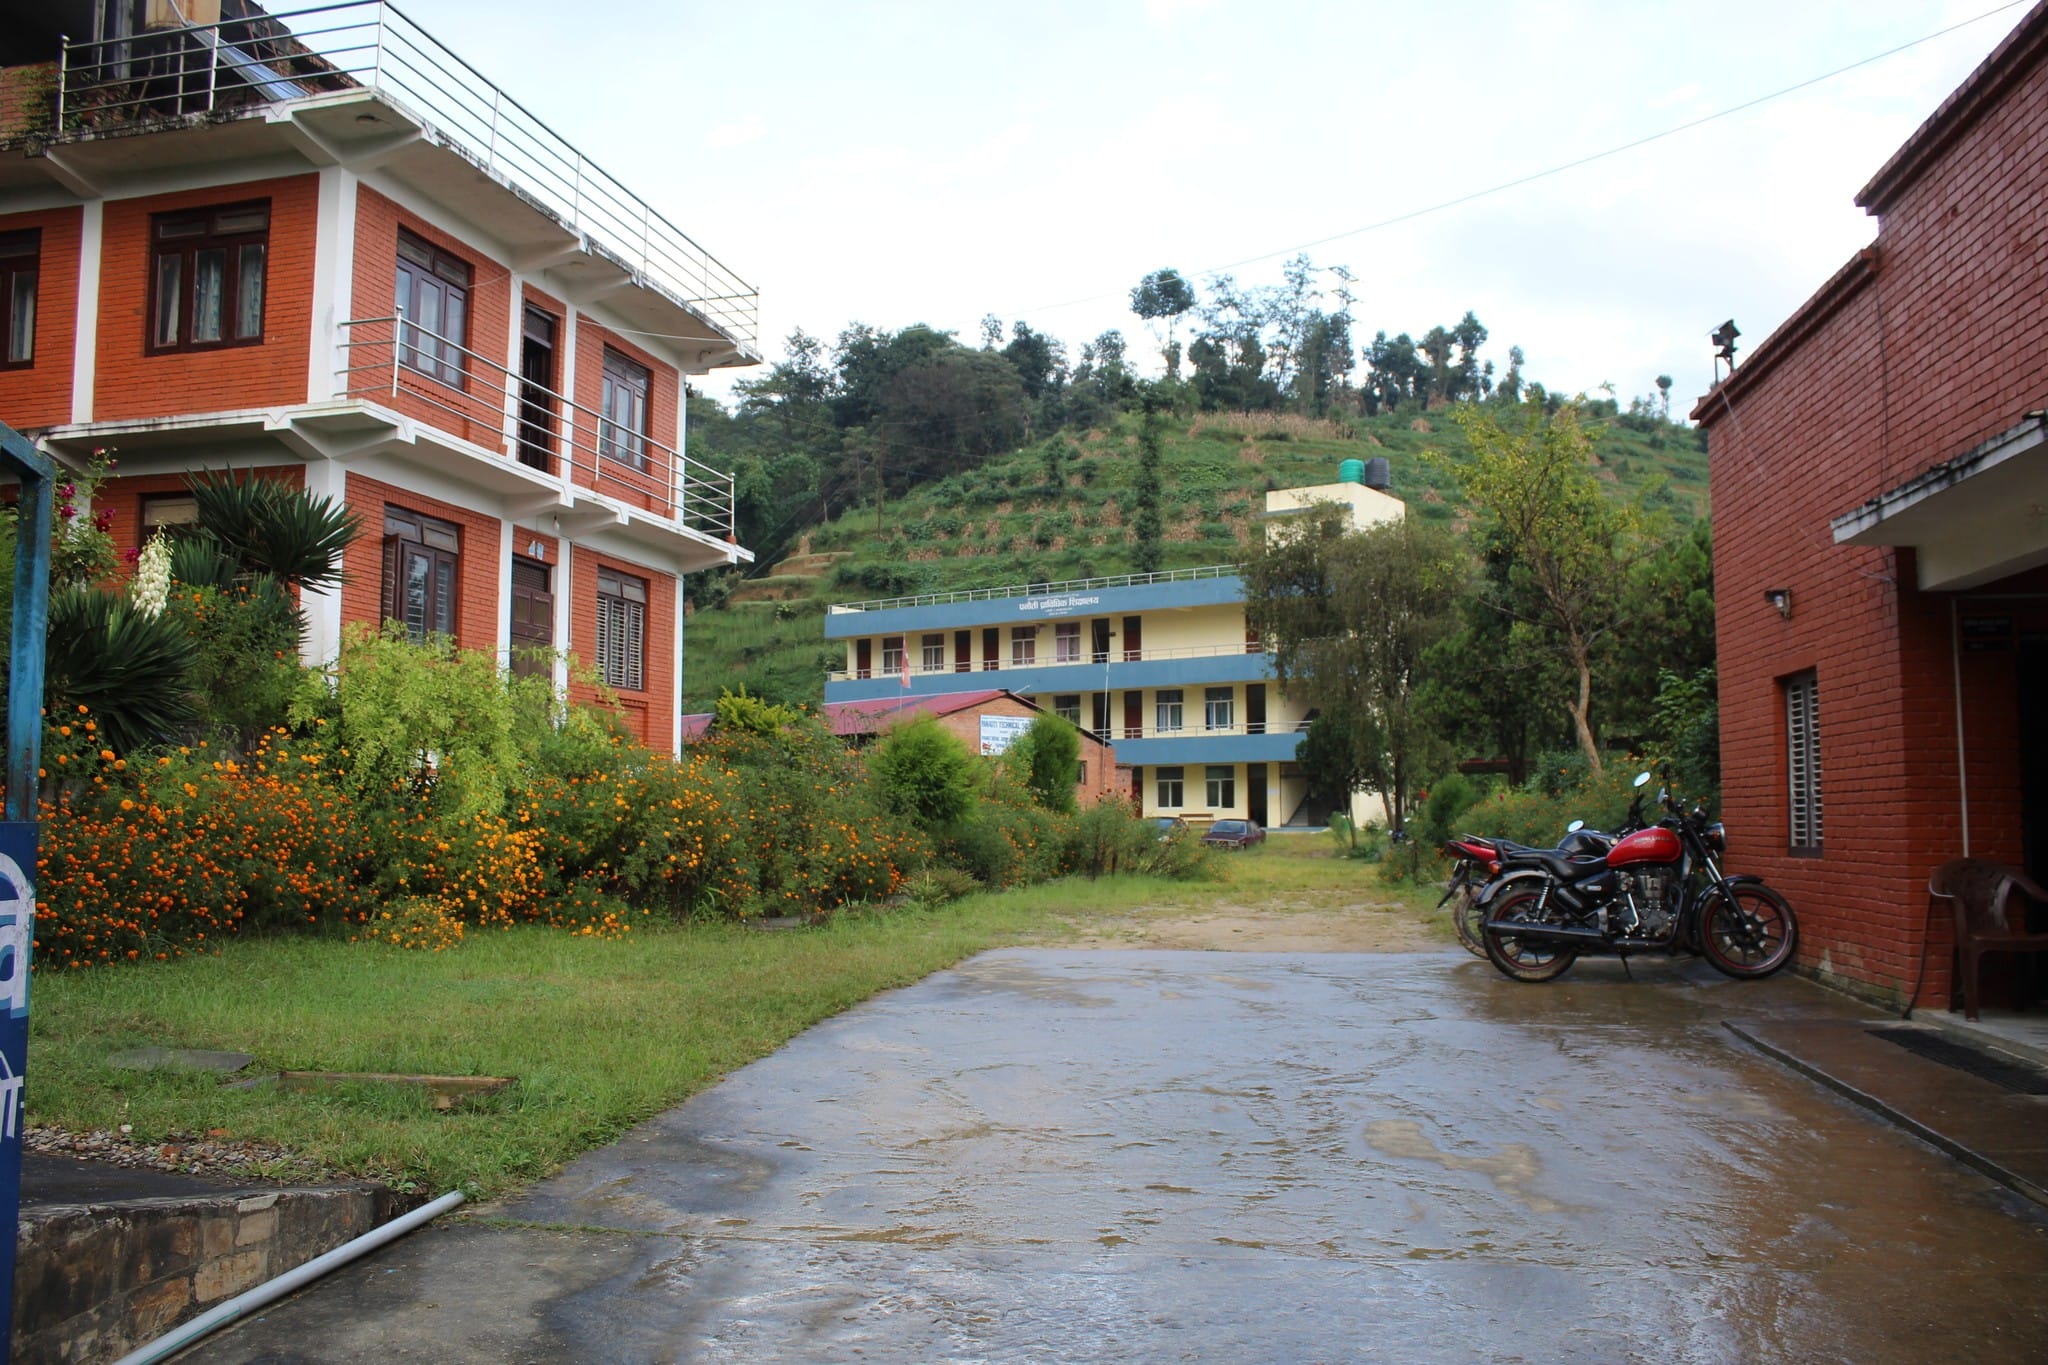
(1786, 672), (1822, 852)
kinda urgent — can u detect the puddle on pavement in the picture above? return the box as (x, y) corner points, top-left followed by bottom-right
(1364, 1118), (1571, 1214)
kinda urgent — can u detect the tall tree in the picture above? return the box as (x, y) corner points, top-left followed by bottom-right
(1448, 401), (1640, 774)
(1130, 267), (1198, 379)
(1243, 506), (1468, 831)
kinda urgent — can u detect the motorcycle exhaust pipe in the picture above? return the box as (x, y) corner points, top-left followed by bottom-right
(1484, 919), (1607, 945)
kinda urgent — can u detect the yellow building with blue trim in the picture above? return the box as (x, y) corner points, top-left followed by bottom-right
(824, 466), (1402, 826)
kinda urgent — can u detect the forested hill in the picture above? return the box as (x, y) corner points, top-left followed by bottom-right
(681, 394), (1705, 712)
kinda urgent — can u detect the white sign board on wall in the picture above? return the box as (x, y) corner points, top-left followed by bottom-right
(979, 714), (1033, 755)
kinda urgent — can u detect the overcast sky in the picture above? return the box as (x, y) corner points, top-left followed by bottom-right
(410, 0), (2026, 413)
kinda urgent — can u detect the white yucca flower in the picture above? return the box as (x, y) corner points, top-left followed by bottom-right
(132, 530), (173, 617)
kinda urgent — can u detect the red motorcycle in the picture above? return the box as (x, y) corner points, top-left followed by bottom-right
(1477, 772), (1797, 983)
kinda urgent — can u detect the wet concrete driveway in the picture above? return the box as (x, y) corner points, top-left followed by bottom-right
(194, 951), (2048, 1362)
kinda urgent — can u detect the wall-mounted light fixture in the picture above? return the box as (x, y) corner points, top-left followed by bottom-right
(1763, 588), (1792, 619)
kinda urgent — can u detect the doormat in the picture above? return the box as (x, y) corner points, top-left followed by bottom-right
(1869, 1027), (2048, 1095)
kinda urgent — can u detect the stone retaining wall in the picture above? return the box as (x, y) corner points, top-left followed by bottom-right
(14, 1183), (398, 1364)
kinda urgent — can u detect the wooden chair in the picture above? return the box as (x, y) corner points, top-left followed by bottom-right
(1929, 858), (2048, 1022)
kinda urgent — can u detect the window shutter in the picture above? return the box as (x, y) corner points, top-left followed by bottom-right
(624, 599), (645, 691)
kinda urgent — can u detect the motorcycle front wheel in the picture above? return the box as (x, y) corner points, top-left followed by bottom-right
(1482, 889), (1579, 983)
(1699, 884), (1797, 979)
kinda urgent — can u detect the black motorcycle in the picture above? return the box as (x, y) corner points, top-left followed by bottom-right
(1477, 772), (1797, 983)
(1439, 819), (1624, 958)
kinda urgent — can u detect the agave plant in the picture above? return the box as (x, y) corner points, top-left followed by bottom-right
(44, 586), (196, 753)
(186, 469), (360, 591)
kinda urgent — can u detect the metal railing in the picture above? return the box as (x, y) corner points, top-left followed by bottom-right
(55, 1), (757, 354)
(337, 315), (736, 542)
(828, 638), (1266, 684)
(826, 563), (1243, 615)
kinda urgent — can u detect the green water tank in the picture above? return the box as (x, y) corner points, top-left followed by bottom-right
(1338, 458), (1365, 484)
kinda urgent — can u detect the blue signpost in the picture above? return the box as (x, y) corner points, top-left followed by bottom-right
(1, 421), (54, 1363)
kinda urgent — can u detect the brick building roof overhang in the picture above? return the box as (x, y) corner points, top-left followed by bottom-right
(1831, 411), (2048, 590)
(1856, 0), (2048, 215)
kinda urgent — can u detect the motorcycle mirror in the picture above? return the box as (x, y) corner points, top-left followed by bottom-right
(1633, 771), (1651, 788)
(1566, 820), (1585, 833)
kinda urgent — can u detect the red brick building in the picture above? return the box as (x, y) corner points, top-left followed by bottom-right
(0, 1), (757, 753)
(1697, 2), (2048, 1009)
(821, 690), (1127, 809)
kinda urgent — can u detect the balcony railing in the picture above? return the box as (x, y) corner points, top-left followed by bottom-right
(54, 1), (756, 354)
(338, 315), (735, 542)
(828, 639), (1267, 684)
(826, 563), (1242, 615)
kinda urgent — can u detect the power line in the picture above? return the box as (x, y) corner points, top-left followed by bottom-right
(1012, 1), (2030, 318)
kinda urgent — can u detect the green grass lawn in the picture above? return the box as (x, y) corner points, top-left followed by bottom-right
(28, 844), (1440, 1200)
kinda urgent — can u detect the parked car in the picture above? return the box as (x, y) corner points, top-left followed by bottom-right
(1153, 816), (1191, 841)
(1201, 819), (1266, 849)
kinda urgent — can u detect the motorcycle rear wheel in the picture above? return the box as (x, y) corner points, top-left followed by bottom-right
(1699, 884), (1797, 979)
(1483, 890), (1579, 983)
(1450, 881), (1487, 958)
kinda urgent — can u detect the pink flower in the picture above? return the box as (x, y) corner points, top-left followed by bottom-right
(59, 505), (76, 521)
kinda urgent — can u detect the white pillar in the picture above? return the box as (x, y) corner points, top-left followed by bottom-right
(299, 461), (348, 667)
(496, 519), (514, 668)
(552, 531), (573, 697)
(306, 167), (357, 402)
(70, 201), (102, 424)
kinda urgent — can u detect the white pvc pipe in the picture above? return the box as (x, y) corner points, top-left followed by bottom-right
(110, 1189), (466, 1365)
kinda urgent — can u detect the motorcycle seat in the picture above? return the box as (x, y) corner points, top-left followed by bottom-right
(1496, 848), (1608, 880)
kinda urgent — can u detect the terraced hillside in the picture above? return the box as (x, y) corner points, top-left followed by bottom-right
(682, 405), (1706, 711)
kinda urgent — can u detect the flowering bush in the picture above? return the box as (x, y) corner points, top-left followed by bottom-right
(26, 657), (1202, 971)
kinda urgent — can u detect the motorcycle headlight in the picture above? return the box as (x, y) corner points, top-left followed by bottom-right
(1706, 822), (1726, 853)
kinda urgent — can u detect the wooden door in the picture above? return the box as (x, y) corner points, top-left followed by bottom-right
(509, 557), (553, 677)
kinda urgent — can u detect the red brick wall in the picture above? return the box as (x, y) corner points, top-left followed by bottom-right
(0, 205), (81, 429)
(349, 187), (512, 453)
(0, 63), (57, 142)
(568, 545), (677, 753)
(569, 318), (677, 518)
(338, 473), (500, 654)
(1704, 36), (2048, 1006)
(95, 175), (317, 421)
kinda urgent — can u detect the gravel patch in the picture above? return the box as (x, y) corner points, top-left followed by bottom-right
(25, 1125), (338, 1184)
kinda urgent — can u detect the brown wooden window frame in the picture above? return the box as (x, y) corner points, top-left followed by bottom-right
(0, 229), (38, 369)
(396, 228), (471, 388)
(147, 201), (269, 355)
(599, 346), (653, 472)
(597, 566), (648, 692)
(381, 506), (461, 643)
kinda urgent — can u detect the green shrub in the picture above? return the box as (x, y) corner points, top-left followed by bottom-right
(1002, 713), (1079, 814)
(870, 716), (980, 827)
